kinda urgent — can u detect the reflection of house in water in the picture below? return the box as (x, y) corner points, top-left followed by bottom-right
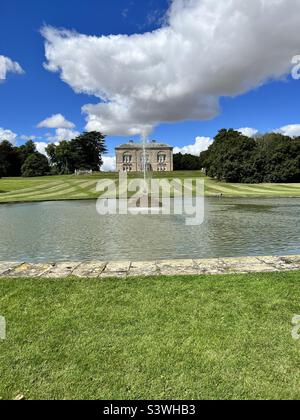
(116, 140), (173, 172)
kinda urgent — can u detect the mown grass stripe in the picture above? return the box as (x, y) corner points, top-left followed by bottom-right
(0, 181), (61, 197)
(205, 181), (300, 196)
(0, 182), (68, 200)
(76, 180), (98, 190)
(206, 184), (243, 194)
(269, 184), (300, 190)
(32, 187), (79, 199)
(2, 180), (92, 199)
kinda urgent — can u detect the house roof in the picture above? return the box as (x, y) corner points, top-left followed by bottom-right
(116, 141), (173, 150)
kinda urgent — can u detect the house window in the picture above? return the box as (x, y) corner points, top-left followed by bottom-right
(123, 165), (131, 172)
(157, 152), (166, 163)
(123, 152), (132, 164)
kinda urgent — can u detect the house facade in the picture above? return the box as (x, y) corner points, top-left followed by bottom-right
(116, 141), (173, 172)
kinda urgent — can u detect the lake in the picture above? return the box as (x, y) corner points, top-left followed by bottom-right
(0, 197), (299, 262)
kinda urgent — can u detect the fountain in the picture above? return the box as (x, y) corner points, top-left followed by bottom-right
(141, 132), (148, 183)
(128, 133), (162, 213)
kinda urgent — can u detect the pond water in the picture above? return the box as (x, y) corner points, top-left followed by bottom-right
(0, 197), (299, 262)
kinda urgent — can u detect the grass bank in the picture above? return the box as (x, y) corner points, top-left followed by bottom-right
(0, 172), (299, 203)
(0, 271), (300, 400)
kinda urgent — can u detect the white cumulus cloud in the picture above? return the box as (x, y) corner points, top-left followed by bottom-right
(174, 136), (213, 156)
(237, 127), (259, 138)
(275, 124), (300, 137)
(237, 124), (300, 138)
(102, 156), (116, 172)
(0, 55), (24, 81)
(46, 128), (80, 142)
(37, 114), (79, 143)
(42, 0), (300, 137)
(0, 128), (18, 145)
(37, 113), (75, 129)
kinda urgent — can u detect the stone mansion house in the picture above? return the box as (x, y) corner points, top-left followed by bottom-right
(116, 141), (173, 172)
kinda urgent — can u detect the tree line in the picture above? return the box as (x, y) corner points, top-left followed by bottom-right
(174, 129), (300, 183)
(201, 129), (299, 183)
(1, 128), (299, 182)
(0, 132), (107, 178)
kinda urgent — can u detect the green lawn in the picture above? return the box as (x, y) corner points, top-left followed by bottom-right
(0, 172), (299, 203)
(1, 271), (300, 400)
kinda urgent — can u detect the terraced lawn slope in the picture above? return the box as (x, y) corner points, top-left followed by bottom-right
(0, 172), (299, 203)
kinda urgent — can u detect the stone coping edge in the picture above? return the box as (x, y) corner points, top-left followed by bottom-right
(0, 255), (299, 279)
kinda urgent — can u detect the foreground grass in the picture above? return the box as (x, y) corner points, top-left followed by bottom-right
(0, 172), (299, 203)
(0, 271), (300, 400)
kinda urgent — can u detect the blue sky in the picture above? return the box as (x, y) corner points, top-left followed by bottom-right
(1, 0), (300, 163)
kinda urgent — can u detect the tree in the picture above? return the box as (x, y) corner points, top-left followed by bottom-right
(0, 141), (13, 177)
(46, 131), (107, 174)
(198, 150), (210, 174)
(18, 140), (37, 165)
(0, 140), (21, 177)
(0, 147), (5, 178)
(201, 129), (257, 183)
(200, 129), (300, 183)
(174, 153), (203, 171)
(46, 141), (74, 174)
(255, 133), (300, 182)
(21, 153), (50, 177)
(71, 131), (107, 171)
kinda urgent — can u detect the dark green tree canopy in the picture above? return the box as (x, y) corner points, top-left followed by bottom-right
(72, 132), (107, 171)
(174, 153), (203, 171)
(200, 129), (300, 183)
(0, 140), (21, 178)
(46, 131), (107, 174)
(0, 132), (107, 178)
(18, 140), (37, 165)
(21, 153), (50, 177)
(46, 141), (73, 174)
